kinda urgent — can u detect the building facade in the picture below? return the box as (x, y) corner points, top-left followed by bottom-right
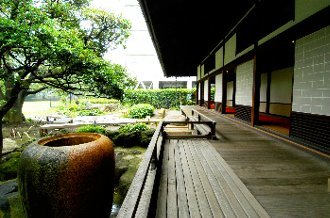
(195, 1), (329, 154)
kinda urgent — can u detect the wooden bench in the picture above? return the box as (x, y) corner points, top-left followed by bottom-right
(117, 122), (269, 217)
(181, 108), (216, 139)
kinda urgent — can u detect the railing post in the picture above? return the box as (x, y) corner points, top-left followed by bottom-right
(211, 121), (216, 139)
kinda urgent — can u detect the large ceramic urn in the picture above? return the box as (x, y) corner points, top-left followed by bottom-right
(18, 133), (115, 218)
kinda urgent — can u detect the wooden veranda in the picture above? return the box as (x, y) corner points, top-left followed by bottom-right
(117, 106), (330, 217)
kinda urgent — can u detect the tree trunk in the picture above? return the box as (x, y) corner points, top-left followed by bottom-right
(4, 90), (27, 124)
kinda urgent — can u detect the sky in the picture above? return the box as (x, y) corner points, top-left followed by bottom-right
(90, 0), (165, 81)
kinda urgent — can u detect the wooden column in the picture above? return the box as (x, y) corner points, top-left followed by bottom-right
(196, 82), (199, 105)
(221, 71), (227, 114)
(251, 54), (260, 126)
(200, 81), (204, 106)
(207, 79), (211, 109)
(265, 71), (271, 114)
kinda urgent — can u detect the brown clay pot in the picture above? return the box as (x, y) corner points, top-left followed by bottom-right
(18, 133), (115, 218)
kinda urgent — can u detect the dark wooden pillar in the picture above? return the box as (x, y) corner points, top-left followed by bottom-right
(207, 79), (211, 109)
(200, 81), (204, 106)
(251, 54), (260, 126)
(266, 71), (271, 114)
(196, 82), (199, 105)
(221, 71), (227, 114)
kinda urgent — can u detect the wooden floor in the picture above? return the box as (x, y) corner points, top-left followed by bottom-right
(156, 139), (269, 218)
(182, 106), (330, 217)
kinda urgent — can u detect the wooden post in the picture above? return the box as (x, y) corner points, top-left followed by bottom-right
(221, 71), (227, 114)
(207, 79), (211, 109)
(251, 54), (260, 126)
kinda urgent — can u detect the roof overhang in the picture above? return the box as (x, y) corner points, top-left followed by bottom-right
(138, 0), (255, 77)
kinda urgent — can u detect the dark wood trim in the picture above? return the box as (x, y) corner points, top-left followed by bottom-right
(196, 81), (199, 105)
(221, 71), (227, 114)
(200, 82), (204, 106)
(232, 70), (236, 107)
(207, 79), (211, 109)
(266, 71), (271, 114)
(251, 54), (260, 126)
(291, 111), (330, 155)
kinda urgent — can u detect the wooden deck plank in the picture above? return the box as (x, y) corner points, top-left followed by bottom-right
(156, 140), (170, 217)
(166, 140), (178, 218)
(188, 140), (224, 217)
(182, 140), (213, 218)
(201, 141), (256, 217)
(194, 139), (245, 217)
(174, 141), (190, 218)
(199, 139), (269, 217)
(177, 140), (201, 218)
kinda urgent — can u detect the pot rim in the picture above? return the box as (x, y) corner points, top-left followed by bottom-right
(38, 133), (104, 147)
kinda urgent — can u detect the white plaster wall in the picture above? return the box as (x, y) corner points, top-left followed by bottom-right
(227, 81), (234, 101)
(204, 80), (209, 101)
(260, 73), (268, 102)
(236, 60), (254, 106)
(215, 47), (224, 69)
(201, 65), (205, 78)
(270, 68), (293, 103)
(197, 66), (201, 80)
(292, 26), (330, 115)
(215, 74), (223, 102)
(198, 83), (201, 100)
(295, 0), (329, 22)
(224, 34), (237, 65)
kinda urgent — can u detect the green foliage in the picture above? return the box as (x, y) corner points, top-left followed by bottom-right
(0, 155), (20, 181)
(119, 123), (149, 134)
(76, 108), (103, 116)
(0, 0), (134, 129)
(210, 86), (215, 100)
(84, 98), (119, 104)
(109, 123), (155, 148)
(56, 102), (105, 117)
(123, 89), (196, 109)
(76, 125), (107, 134)
(128, 104), (154, 119)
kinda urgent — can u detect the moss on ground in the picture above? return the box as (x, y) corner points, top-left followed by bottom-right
(0, 157), (20, 181)
(113, 146), (146, 205)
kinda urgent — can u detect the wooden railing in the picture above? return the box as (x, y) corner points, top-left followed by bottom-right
(117, 118), (217, 217)
(117, 121), (164, 217)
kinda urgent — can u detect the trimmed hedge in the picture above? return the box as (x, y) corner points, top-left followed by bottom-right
(123, 89), (196, 109)
(128, 104), (154, 119)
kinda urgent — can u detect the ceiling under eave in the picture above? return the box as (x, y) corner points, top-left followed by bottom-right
(138, 0), (255, 77)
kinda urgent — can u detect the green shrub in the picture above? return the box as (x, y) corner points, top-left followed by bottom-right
(110, 123), (155, 147)
(112, 132), (139, 148)
(119, 123), (149, 133)
(77, 108), (103, 116)
(0, 156), (20, 181)
(76, 125), (106, 134)
(128, 104), (154, 119)
(85, 98), (119, 104)
(123, 89), (196, 109)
